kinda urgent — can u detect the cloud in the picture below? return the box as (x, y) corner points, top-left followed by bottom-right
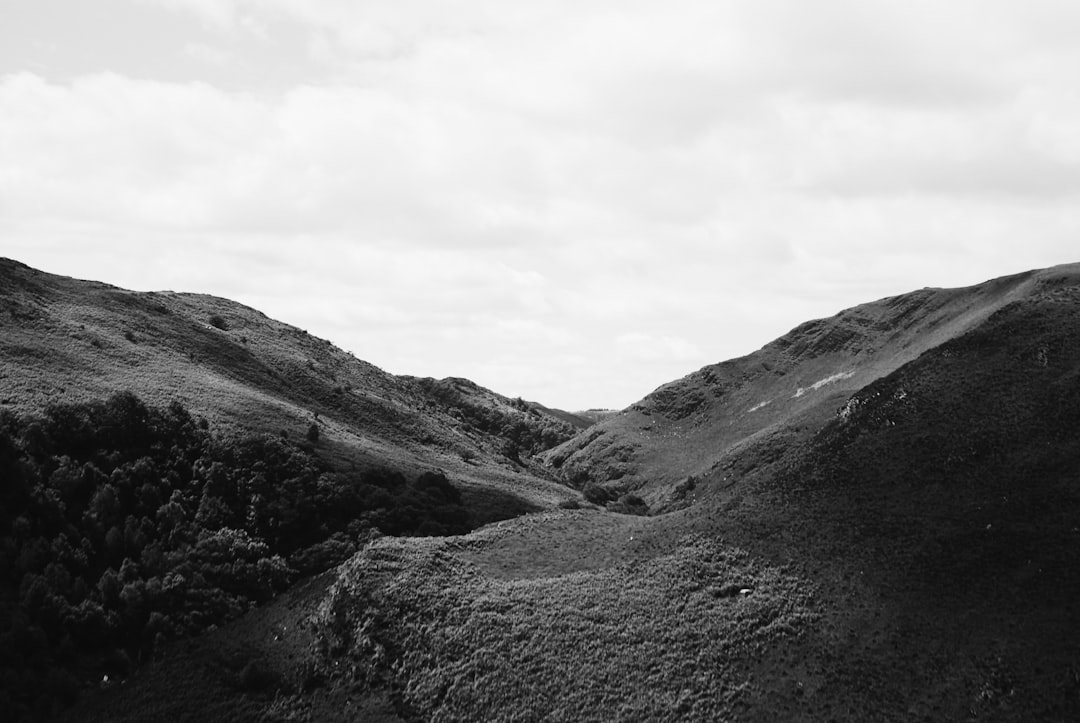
(183, 42), (233, 66)
(616, 333), (703, 364)
(4, 1), (1080, 409)
(142, 0), (243, 31)
(812, 146), (1080, 199)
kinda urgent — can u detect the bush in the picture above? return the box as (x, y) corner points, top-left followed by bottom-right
(582, 482), (617, 505)
(288, 534), (358, 576)
(608, 494), (650, 516)
(208, 314), (228, 331)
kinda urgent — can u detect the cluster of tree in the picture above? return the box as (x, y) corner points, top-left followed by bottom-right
(0, 391), (472, 720)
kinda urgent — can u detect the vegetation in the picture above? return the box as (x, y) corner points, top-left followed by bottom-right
(607, 493), (650, 516)
(0, 392), (473, 721)
(7, 259), (1080, 721)
(313, 531), (817, 721)
(414, 378), (579, 460)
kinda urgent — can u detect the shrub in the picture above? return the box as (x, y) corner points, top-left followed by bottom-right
(675, 475), (697, 496)
(582, 482), (616, 505)
(288, 534), (357, 576)
(208, 314), (228, 331)
(608, 494), (650, 516)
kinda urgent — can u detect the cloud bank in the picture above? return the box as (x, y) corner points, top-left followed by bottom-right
(3, 0), (1079, 408)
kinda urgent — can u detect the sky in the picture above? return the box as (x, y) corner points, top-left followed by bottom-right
(2, 1), (1079, 410)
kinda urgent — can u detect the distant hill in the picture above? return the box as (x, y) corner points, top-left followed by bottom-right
(571, 408), (621, 425)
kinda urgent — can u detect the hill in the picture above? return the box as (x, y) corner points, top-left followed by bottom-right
(10, 259), (1080, 721)
(0, 258), (589, 719)
(0, 257), (583, 519)
(542, 265), (1073, 506)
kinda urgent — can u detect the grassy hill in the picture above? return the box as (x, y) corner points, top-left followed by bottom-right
(0, 257), (582, 519)
(8, 259), (1080, 721)
(0, 258), (585, 719)
(542, 265), (1074, 506)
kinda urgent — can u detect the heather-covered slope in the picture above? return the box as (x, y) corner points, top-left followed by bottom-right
(0, 258), (581, 514)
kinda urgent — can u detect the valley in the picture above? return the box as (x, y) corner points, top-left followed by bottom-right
(3, 258), (1079, 721)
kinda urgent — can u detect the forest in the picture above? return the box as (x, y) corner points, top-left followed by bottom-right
(0, 391), (473, 720)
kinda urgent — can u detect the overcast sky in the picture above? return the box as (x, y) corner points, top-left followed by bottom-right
(3, 0), (1079, 410)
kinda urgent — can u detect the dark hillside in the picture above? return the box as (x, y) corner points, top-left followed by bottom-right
(785, 284), (1080, 606)
(656, 274), (1080, 720)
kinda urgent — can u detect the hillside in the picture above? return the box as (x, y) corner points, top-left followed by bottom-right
(542, 265), (1074, 506)
(287, 263), (1077, 722)
(10, 260), (1080, 721)
(0, 258), (582, 518)
(0, 258), (604, 720)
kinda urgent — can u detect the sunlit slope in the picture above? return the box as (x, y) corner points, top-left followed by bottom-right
(0, 258), (579, 511)
(545, 264), (1080, 503)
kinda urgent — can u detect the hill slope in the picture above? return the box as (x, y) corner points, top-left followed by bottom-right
(0, 258), (582, 517)
(300, 262), (1079, 721)
(23, 261), (1080, 721)
(543, 265), (1075, 504)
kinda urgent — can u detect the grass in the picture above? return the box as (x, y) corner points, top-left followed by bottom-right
(543, 265), (1072, 503)
(313, 526), (817, 722)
